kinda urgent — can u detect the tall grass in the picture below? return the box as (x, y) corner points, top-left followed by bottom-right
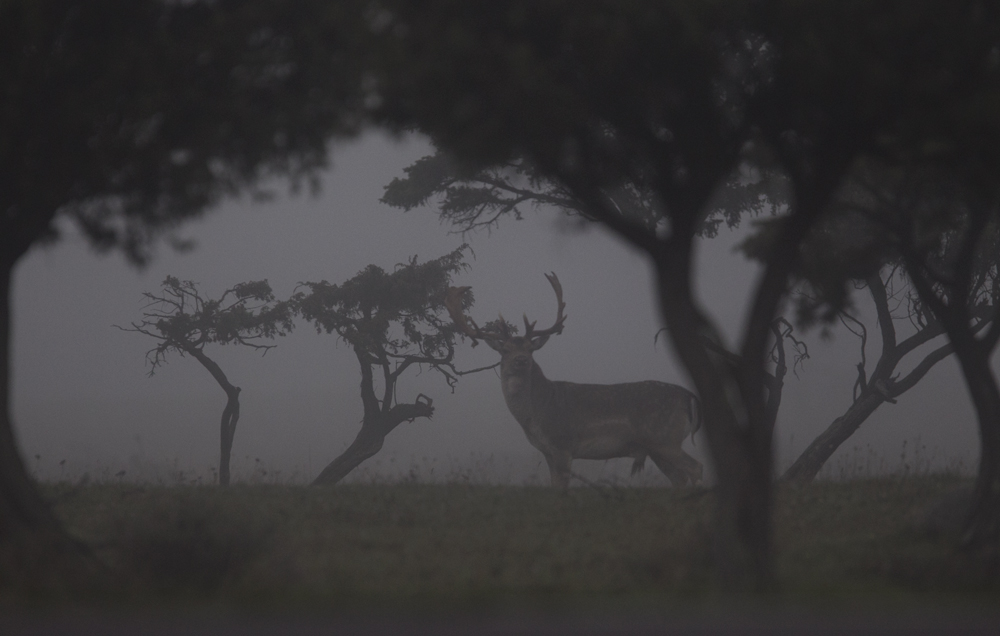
(32, 437), (974, 488)
(816, 437), (973, 482)
(28, 451), (672, 487)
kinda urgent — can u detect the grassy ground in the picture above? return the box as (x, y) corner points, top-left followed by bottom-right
(20, 474), (999, 614)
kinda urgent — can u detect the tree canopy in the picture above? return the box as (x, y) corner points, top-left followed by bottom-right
(295, 246), (471, 384)
(1, 0), (367, 266)
(124, 276), (292, 370)
(381, 147), (784, 239)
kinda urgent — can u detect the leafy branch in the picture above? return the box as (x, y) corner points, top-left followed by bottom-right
(117, 276), (293, 375)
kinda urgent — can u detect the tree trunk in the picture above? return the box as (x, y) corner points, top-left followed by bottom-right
(653, 244), (774, 592)
(312, 351), (434, 485)
(218, 387), (240, 486)
(0, 262), (104, 593)
(906, 255), (1000, 561)
(782, 340), (953, 483)
(782, 392), (885, 482)
(188, 349), (241, 486)
(311, 421), (386, 486)
(312, 401), (434, 485)
(948, 336), (1000, 560)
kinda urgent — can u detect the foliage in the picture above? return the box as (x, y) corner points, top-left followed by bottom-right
(370, 0), (1000, 306)
(294, 246), (472, 388)
(0, 0), (366, 265)
(382, 147), (787, 239)
(747, 159), (1000, 328)
(852, 164), (1000, 323)
(120, 276), (293, 374)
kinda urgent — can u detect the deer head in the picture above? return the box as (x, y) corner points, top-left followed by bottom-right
(445, 273), (567, 379)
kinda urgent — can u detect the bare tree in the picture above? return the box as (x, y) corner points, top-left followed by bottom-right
(118, 277), (292, 485)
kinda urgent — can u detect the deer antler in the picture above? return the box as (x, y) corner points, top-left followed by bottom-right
(524, 272), (567, 340)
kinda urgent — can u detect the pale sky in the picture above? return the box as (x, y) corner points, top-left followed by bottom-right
(10, 131), (981, 485)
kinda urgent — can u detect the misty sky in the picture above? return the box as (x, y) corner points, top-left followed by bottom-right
(10, 132), (982, 485)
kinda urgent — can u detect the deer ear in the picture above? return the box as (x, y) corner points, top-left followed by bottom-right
(484, 338), (504, 352)
(529, 335), (551, 351)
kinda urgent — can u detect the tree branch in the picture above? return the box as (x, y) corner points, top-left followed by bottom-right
(867, 272), (897, 362)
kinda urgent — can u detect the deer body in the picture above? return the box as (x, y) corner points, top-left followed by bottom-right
(448, 274), (703, 488)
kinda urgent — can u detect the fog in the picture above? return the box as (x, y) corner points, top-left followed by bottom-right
(11, 131), (980, 485)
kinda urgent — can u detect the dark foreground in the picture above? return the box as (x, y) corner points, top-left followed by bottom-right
(0, 476), (997, 632)
(3, 611), (1000, 635)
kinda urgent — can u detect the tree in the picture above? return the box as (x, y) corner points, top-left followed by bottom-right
(118, 276), (293, 486)
(833, 163), (1000, 559)
(294, 247), (482, 485)
(0, 0), (365, 589)
(368, 1), (1000, 589)
(718, 158), (998, 482)
(905, 218), (1000, 559)
(781, 268), (992, 483)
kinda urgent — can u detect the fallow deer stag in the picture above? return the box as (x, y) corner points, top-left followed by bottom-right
(446, 273), (703, 488)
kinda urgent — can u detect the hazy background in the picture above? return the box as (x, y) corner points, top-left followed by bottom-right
(11, 131), (980, 485)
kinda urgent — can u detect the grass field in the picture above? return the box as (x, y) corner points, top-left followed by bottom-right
(21, 473), (995, 616)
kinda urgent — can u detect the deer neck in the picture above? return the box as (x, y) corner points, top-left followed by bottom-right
(501, 361), (550, 426)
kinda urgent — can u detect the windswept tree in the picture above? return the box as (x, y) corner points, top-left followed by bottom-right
(0, 0), (365, 588)
(823, 163), (1000, 553)
(119, 276), (293, 486)
(294, 246), (482, 485)
(781, 266), (994, 483)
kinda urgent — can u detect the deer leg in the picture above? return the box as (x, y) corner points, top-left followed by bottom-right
(648, 450), (690, 486)
(649, 447), (704, 487)
(681, 451), (704, 484)
(543, 452), (572, 489)
(662, 446), (703, 485)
